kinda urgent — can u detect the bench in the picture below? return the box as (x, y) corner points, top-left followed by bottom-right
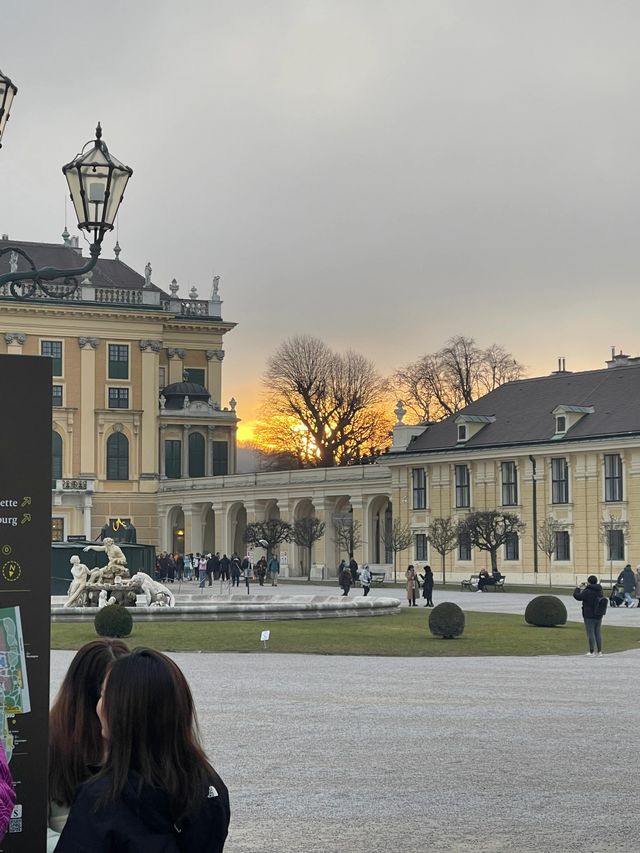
(370, 572), (386, 586)
(596, 578), (618, 591)
(461, 574), (505, 592)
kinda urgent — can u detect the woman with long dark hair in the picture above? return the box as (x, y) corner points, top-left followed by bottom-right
(56, 647), (230, 852)
(48, 639), (130, 842)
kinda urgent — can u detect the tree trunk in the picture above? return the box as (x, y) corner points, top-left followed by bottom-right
(306, 545), (312, 581)
(490, 549), (498, 573)
(441, 552), (446, 585)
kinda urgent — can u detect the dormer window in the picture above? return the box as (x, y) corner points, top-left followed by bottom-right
(551, 404), (594, 439)
(454, 414), (495, 443)
(457, 425), (467, 442)
(555, 415), (566, 434)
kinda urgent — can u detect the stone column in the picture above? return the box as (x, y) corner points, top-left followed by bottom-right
(78, 337), (99, 477)
(139, 341), (161, 481)
(206, 349), (224, 408)
(183, 504), (203, 555)
(4, 333), (25, 355)
(349, 496), (366, 566)
(159, 424), (167, 479)
(211, 502), (225, 553)
(311, 497), (334, 578)
(83, 494), (93, 540)
(167, 348), (185, 383)
(206, 426), (215, 477)
(182, 425), (191, 479)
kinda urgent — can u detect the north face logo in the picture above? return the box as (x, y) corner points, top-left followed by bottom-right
(208, 786), (219, 798)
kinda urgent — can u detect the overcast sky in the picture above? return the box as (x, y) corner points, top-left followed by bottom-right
(3, 1), (640, 435)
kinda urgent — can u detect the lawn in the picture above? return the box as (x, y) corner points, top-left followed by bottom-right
(50, 610), (640, 657)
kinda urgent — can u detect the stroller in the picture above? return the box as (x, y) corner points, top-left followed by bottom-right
(609, 584), (625, 608)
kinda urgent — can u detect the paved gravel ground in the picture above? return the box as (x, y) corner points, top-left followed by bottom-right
(51, 644), (639, 853)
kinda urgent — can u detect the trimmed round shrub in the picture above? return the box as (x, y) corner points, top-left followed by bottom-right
(524, 595), (567, 627)
(428, 602), (465, 639)
(94, 603), (133, 638)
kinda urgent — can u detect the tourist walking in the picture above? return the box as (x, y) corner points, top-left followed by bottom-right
(268, 554), (280, 586)
(241, 556), (252, 594)
(220, 554), (230, 582)
(55, 648), (230, 852)
(406, 565), (419, 606)
(339, 564), (352, 596)
(573, 575), (606, 655)
(617, 563), (635, 607)
(360, 564), (372, 596)
(420, 565), (434, 607)
(255, 557), (266, 586)
(197, 554), (207, 588)
(230, 554), (241, 587)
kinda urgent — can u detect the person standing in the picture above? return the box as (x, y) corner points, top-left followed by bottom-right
(349, 556), (359, 585)
(175, 553), (185, 582)
(268, 554), (280, 586)
(617, 563), (635, 607)
(255, 558), (266, 586)
(635, 565), (640, 607)
(212, 552), (221, 581)
(220, 554), (230, 582)
(360, 564), (372, 597)
(206, 553), (215, 587)
(230, 555), (241, 588)
(420, 565), (434, 607)
(406, 565), (419, 606)
(339, 564), (352, 596)
(241, 556), (252, 595)
(573, 575), (606, 656)
(183, 553), (193, 581)
(197, 554), (207, 588)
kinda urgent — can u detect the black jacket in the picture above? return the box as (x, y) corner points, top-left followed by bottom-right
(56, 770), (230, 853)
(573, 582), (604, 619)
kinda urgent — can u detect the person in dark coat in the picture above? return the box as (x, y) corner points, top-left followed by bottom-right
(230, 555), (241, 588)
(219, 554), (230, 582)
(617, 564), (635, 607)
(56, 648), (229, 853)
(175, 553), (185, 582)
(349, 557), (359, 585)
(212, 553), (221, 580)
(339, 565), (352, 596)
(573, 575), (605, 656)
(206, 554), (215, 587)
(420, 565), (434, 607)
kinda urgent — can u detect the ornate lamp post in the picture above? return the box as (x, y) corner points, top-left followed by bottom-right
(0, 70), (133, 298)
(0, 68), (17, 147)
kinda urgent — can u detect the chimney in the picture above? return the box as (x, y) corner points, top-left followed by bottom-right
(606, 349), (632, 369)
(552, 357), (571, 376)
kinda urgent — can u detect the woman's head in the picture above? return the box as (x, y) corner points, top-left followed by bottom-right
(587, 575), (598, 585)
(98, 648), (214, 819)
(49, 639), (129, 804)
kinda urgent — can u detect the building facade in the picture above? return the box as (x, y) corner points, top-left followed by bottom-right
(0, 236), (238, 548)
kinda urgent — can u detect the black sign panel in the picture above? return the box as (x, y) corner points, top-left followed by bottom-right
(0, 355), (51, 851)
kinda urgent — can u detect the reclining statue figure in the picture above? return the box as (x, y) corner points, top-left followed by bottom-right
(130, 572), (176, 607)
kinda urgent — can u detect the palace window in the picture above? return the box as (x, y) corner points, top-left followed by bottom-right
(165, 440), (181, 479)
(551, 458), (569, 504)
(188, 433), (205, 478)
(106, 432), (129, 481)
(501, 461), (518, 506)
(41, 340), (62, 376)
(52, 385), (63, 407)
(108, 344), (129, 379)
(412, 468), (426, 509)
(458, 529), (472, 561)
(604, 454), (623, 502)
(212, 441), (228, 476)
(415, 533), (428, 561)
(504, 532), (519, 560)
(608, 529), (625, 562)
(455, 465), (470, 508)
(555, 530), (570, 561)
(184, 367), (206, 386)
(108, 388), (129, 409)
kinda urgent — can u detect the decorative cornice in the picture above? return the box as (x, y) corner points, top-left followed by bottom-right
(167, 348), (185, 359)
(140, 339), (161, 353)
(4, 333), (26, 345)
(78, 336), (100, 350)
(206, 349), (225, 361)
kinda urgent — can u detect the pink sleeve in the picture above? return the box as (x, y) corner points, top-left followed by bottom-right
(0, 749), (15, 839)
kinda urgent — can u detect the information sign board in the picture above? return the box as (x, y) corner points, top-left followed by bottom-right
(0, 355), (51, 851)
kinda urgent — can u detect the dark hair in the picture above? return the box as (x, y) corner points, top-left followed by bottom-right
(587, 575), (598, 585)
(49, 639), (130, 805)
(97, 647), (217, 821)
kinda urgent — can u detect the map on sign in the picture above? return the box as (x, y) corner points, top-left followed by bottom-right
(0, 606), (30, 716)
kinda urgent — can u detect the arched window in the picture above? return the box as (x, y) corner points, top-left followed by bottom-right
(188, 432), (205, 478)
(106, 432), (129, 481)
(52, 431), (63, 486)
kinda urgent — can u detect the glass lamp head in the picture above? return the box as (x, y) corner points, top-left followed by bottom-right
(0, 69), (18, 148)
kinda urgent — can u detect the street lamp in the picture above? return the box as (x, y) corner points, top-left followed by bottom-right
(0, 68), (17, 147)
(0, 70), (133, 298)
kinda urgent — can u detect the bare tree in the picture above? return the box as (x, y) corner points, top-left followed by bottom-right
(333, 517), (362, 561)
(394, 335), (524, 422)
(426, 517), (459, 585)
(459, 511), (526, 574)
(258, 336), (391, 467)
(537, 517), (562, 587)
(599, 514), (630, 579)
(292, 517), (326, 581)
(243, 519), (292, 558)
(381, 519), (414, 583)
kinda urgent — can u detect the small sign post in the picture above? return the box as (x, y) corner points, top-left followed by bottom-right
(260, 629), (270, 650)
